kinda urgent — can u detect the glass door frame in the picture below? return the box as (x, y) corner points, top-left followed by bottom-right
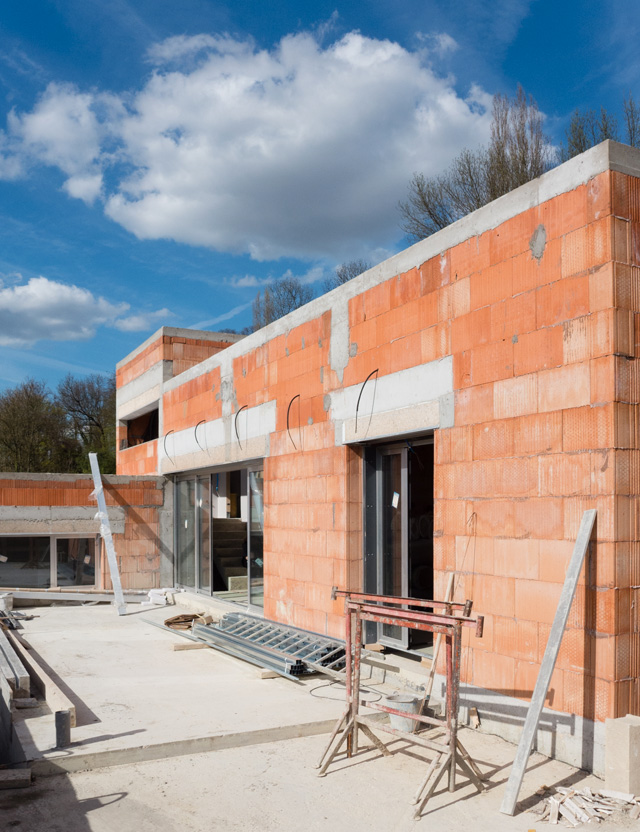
(173, 459), (265, 615)
(363, 435), (434, 650)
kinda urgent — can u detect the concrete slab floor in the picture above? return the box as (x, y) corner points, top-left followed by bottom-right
(0, 730), (620, 832)
(13, 603), (344, 769)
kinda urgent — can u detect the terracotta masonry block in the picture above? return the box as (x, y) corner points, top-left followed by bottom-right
(454, 383), (494, 426)
(472, 499), (515, 537)
(590, 355), (616, 404)
(563, 317), (589, 364)
(389, 267), (421, 308)
(541, 186), (588, 241)
(589, 262), (617, 312)
(612, 171), (630, 219)
(451, 306), (492, 353)
(515, 579), (563, 624)
(514, 661), (563, 709)
(514, 498), (564, 539)
(470, 339), (513, 386)
(492, 209), (540, 264)
(514, 326), (564, 375)
(563, 404), (614, 452)
(493, 537), (539, 579)
(454, 534), (494, 575)
(513, 411), (562, 455)
(493, 373), (537, 419)
(449, 233), (490, 279)
(537, 274), (590, 329)
(493, 617), (539, 662)
(538, 452), (592, 497)
(453, 351), (471, 389)
(490, 290), (537, 343)
(472, 648), (515, 698)
(538, 538), (578, 584)
(613, 217), (630, 264)
(363, 280), (391, 319)
(538, 362), (591, 412)
(561, 226), (589, 278)
(434, 499), (472, 537)
(438, 277), (470, 320)
(472, 419), (514, 459)
(419, 252), (450, 295)
(469, 259), (513, 310)
(512, 237), (563, 295)
(587, 171), (612, 222)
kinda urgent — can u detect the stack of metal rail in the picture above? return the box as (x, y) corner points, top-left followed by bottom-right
(192, 612), (346, 680)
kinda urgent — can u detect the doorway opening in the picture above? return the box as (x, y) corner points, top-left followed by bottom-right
(363, 436), (434, 651)
(175, 464), (264, 610)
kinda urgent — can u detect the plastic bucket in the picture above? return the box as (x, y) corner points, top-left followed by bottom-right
(384, 693), (420, 733)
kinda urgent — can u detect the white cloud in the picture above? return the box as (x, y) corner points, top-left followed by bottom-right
(0, 276), (128, 347)
(114, 307), (172, 331)
(0, 30), (495, 261)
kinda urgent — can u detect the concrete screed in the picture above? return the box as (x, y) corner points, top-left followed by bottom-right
(3, 603), (628, 831)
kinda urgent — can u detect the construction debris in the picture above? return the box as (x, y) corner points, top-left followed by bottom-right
(528, 786), (640, 826)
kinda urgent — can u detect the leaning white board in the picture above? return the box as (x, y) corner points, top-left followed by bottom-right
(89, 453), (127, 616)
(499, 509), (596, 816)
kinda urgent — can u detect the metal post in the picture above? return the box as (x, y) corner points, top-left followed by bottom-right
(55, 709), (71, 748)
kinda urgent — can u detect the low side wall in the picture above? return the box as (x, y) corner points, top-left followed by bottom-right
(0, 474), (173, 591)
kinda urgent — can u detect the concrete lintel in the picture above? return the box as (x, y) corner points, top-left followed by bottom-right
(0, 506), (125, 535)
(338, 400), (440, 445)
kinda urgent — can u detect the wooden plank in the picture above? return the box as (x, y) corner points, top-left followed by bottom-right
(499, 509), (596, 816)
(0, 769), (31, 789)
(4, 630), (76, 728)
(0, 629), (30, 697)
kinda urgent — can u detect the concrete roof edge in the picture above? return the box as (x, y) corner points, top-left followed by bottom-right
(116, 326), (245, 370)
(160, 140), (640, 392)
(0, 472), (165, 484)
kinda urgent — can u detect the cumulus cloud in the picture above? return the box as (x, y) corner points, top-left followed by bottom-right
(114, 307), (173, 331)
(0, 276), (128, 347)
(0, 30), (495, 260)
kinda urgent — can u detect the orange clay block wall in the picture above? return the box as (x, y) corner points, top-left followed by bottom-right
(115, 165), (640, 724)
(434, 170), (640, 722)
(116, 334), (236, 389)
(0, 476), (166, 590)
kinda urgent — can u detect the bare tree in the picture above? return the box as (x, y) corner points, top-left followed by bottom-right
(56, 374), (116, 473)
(252, 276), (314, 331)
(323, 259), (371, 292)
(623, 94), (640, 148)
(560, 106), (620, 161)
(399, 86), (552, 241)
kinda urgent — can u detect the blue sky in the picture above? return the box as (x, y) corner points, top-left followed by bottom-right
(0, 0), (637, 392)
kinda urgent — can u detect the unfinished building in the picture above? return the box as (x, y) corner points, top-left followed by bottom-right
(2, 140), (640, 775)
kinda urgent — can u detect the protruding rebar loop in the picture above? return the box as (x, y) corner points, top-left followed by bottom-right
(286, 394), (301, 450)
(163, 430), (174, 464)
(194, 420), (206, 452)
(234, 405), (247, 450)
(354, 368), (378, 435)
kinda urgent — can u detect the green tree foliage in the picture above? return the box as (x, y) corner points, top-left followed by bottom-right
(0, 374), (117, 474)
(252, 275), (314, 331)
(399, 86), (552, 242)
(0, 379), (76, 472)
(323, 259), (371, 293)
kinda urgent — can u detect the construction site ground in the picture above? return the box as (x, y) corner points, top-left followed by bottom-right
(2, 601), (620, 831)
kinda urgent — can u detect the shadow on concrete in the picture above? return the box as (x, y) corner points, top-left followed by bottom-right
(18, 644), (100, 728)
(0, 774), (100, 831)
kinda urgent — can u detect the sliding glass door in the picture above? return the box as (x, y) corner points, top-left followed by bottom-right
(175, 464), (264, 612)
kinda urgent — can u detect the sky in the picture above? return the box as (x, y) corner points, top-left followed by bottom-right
(0, 0), (638, 392)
